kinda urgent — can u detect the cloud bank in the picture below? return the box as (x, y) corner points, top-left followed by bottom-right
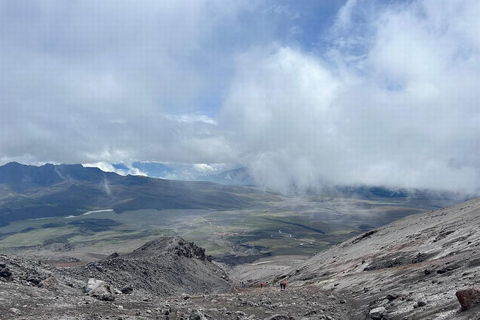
(2, 0), (480, 194)
(221, 0), (480, 194)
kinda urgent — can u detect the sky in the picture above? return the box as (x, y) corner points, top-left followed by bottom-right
(1, 0), (480, 194)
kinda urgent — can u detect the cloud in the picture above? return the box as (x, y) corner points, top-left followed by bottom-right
(220, 0), (480, 194)
(2, 0), (480, 195)
(0, 0), (264, 165)
(165, 114), (218, 125)
(83, 162), (147, 177)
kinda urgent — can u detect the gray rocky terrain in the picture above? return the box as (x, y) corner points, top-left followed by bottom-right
(2, 199), (480, 319)
(278, 198), (480, 319)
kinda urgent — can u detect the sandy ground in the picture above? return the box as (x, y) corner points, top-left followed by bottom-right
(228, 255), (310, 286)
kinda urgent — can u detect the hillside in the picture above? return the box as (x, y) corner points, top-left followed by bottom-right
(0, 162), (279, 226)
(276, 198), (480, 319)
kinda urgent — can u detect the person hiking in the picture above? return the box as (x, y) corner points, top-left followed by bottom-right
(241, 281), (245, 288)
(280, 279), (286, 291)
(260, 282), (264, 289)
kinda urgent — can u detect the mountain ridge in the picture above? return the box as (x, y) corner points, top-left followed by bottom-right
(0, 162), (278, 227)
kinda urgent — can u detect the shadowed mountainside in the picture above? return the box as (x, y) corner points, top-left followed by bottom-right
(0, 162), (279, 227)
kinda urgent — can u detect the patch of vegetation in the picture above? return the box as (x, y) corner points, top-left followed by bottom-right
(68, 219), (120, 232)
(42, 223), (64, 228)
(43, 233), (79, 245)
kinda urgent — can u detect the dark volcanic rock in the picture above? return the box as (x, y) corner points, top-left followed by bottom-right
(0, 264), (12, 279)
(121, 285), (134, 294)
(131, 237), (207, 261)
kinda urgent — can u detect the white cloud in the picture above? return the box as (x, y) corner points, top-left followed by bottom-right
(83, 162), (147, 177)
(165, 114), (218, 125)
(220, 0), (480, 194)
(2, 0), (480, 195)
(83, 162), (117, 173)
(0, 0), (254, 165)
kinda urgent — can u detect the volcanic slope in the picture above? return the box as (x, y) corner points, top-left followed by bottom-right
(277, 197), (480, 319)
(0, 237), (233, 319)
(62, 236), (231, 297)
(0, 236), (352, 320)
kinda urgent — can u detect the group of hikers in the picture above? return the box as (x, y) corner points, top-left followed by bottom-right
(240, 279), (287, 291)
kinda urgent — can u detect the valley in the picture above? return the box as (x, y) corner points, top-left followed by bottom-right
(0, 192), (439, 264)
(2, 198), (480, 319)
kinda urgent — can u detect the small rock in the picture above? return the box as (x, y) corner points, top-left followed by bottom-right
(417, 301), (427, 307)
(189, 309), (206, 320)
(263, 315), (290, 320)
(39, 276), (58, 291)
(369, 306), (386, 320)
(121, 285), (133, 294)
(9, 308), (21, 316)
(386, 294), (399, 301)
(0, 266), (12, 279)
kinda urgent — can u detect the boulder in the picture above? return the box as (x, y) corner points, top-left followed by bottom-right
(84, 278), (115, 301)
(456, 287), (480, 310)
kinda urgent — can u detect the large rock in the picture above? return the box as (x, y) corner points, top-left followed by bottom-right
(85, 278), (115, 301)
(456, 287), (480, 310)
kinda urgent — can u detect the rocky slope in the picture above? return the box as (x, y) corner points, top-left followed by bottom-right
(278, 198), (480, 319)
(0, 237), (232, 319)
(62, 236), (231, 297)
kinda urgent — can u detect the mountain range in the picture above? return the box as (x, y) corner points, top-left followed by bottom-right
(0, 162), (277, 227)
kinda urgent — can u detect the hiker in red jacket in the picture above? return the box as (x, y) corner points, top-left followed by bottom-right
(280, 279), (286, 291)
(260, 282), (264, 288)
